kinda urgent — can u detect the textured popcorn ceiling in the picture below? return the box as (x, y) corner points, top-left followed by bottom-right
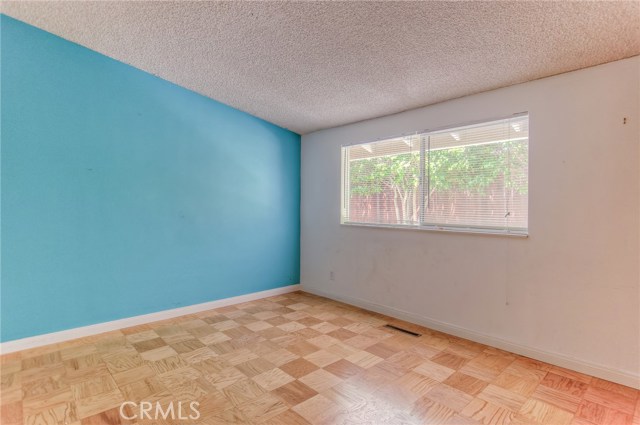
(3, 1), (639, 134)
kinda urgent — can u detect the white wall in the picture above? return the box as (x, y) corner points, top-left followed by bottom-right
(301, 56), (640, 388)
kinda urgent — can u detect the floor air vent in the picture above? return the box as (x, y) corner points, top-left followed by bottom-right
(384, 324), (421, 337)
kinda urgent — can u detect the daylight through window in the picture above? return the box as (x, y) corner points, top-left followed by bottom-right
(341, 114), (529, 235)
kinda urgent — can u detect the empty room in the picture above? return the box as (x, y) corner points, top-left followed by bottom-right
(1, 2), (639, 424)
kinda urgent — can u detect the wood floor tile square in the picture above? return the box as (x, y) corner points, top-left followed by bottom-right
(280, 358), (319, 379)
(432, 351), (470, 370)
(273, 380), (318, 407)
(478, 384), (528, 411)
(292, 394), (342, 425)
(364, 341), (400, 360)
(444, 372), (489, 396)
(288, 341), (322, 358)
(252, 368), (295, 391)
(298, 369), (342, 393)
(413, 359), (455, 382)
(303, 350), (340, 368)
(323, 359), (365, 380)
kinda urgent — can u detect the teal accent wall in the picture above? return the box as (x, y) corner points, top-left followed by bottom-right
(0, 15), (300, 342)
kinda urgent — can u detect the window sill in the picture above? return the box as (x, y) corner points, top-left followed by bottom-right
(341, 221), (529, 238)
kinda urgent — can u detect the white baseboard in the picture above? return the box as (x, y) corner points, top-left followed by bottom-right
(302, 286), (640, 389)
(0, 284), (301, 354)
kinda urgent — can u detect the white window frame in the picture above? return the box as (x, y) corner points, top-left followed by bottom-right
(340, 113), (529, 237)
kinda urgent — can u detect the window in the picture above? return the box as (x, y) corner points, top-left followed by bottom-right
(341, 114), (528, 235)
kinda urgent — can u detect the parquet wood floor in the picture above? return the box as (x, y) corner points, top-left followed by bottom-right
(1, 291), (638, 424)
